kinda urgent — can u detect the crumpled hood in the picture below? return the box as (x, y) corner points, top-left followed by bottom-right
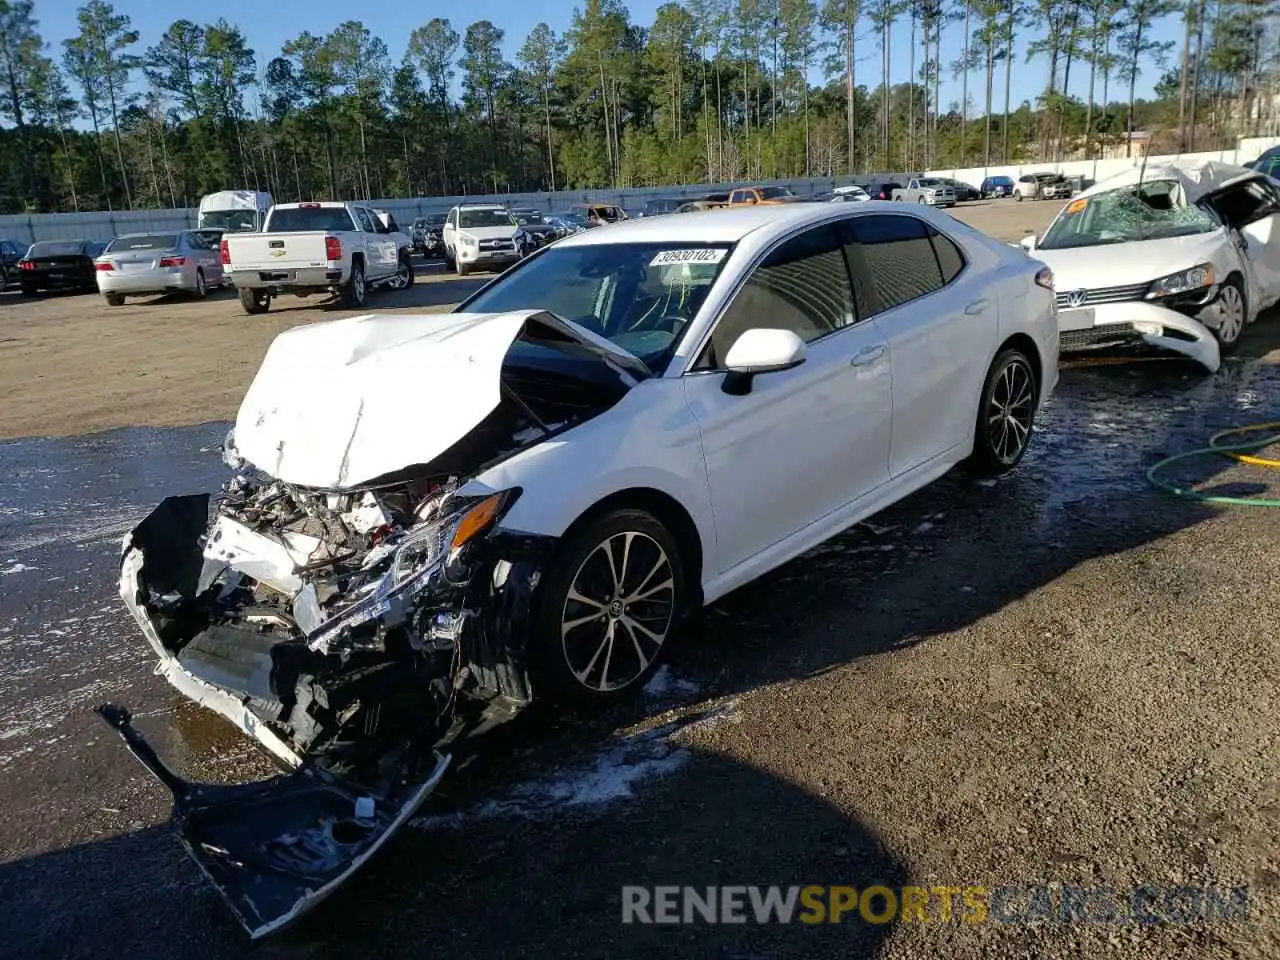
(1032, 230), (1228, 291)
(233, 311), (647, 489)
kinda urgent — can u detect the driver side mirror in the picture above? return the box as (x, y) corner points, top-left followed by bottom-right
(1019, 232), (1037, 252)
(722, 329), (807, 395)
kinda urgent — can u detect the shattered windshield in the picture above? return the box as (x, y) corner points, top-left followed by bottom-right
(1037, 180), (1221, 250)
(458, 242), (735, 374)
(459, 209), (515, 229)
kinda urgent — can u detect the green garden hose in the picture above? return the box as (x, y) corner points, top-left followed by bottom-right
(1147, 424), (1280, 507)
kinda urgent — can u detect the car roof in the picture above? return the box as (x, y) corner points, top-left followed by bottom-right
(553, 201), (906, 247)
(456, 203), (507, 210)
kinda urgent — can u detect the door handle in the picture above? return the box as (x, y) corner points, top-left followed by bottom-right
(965, 298), (990, 315)
(849, 344), (886, 366)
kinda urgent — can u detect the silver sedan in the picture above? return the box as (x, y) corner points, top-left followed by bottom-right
(95, 231), (225, 305)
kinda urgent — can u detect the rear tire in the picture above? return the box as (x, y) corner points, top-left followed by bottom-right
(239, 287), (271, 315)
(968, 348), (1038, 477)
(104, 293), (125, 307)
(194, 269), (207, 299)
(531, 508), (687, 705)
(342, 260), (366, 307)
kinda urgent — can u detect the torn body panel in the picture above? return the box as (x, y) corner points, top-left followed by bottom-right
(106, 313), (630, 936)
(1056, 300), (1222, 372)
(96, 703), (449, 939)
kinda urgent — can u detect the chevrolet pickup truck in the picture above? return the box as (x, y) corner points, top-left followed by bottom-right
(221, 201), (413, 314)
(891, 178), (957, 207)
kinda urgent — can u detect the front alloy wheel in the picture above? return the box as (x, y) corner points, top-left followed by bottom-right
(969, 349), (1037, 476)
(536, 509), (685, 702)
(1212, 280), (1245, 354)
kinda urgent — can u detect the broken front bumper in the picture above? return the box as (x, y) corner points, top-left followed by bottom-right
(1057, 300), (1222, 372)
(108, 494), (550, 937)
(97, 703), (449, 939)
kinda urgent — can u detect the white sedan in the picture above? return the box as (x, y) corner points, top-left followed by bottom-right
(107, 202), (1058, 935)
(1023, 159), (1280, 371)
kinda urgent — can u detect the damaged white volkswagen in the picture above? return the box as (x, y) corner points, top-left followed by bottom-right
(104, 202), (1058, 937)
(1022, 159), (1280, 371)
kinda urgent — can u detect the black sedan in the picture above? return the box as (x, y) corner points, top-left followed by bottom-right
(0, 238), (24, 288)
(18, 239), (105, 296)
(940, 178), (981, 201)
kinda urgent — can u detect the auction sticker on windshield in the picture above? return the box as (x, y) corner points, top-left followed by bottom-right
(650, 248), (728, 266)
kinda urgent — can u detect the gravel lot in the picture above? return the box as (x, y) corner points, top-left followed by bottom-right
(2, 197), (1280, 959)
(0, 199), (1056, 439)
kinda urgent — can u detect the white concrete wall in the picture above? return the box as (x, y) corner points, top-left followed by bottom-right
(924, 136), (1280, 186)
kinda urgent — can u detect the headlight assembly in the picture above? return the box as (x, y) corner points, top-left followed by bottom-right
(1146, 263), (1215, 299)
(391, 489), (519, 585)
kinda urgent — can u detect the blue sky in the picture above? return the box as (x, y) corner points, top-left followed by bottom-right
(35, 0), (1179, 116)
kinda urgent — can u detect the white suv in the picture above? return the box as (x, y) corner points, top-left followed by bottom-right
(442, 204), (526, 277)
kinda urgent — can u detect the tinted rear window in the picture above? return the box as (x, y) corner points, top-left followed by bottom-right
(266, 207), (356, 232)
(28, 241), (86, 257)
(106, 235), (177, 252)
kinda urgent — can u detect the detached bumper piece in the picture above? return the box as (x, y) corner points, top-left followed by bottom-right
(95, 703), (449, 939)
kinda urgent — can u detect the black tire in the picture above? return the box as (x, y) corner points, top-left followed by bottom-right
(395, 253), (415, 289)
(968, 348), (1038, 477)
(194, 268), (207, 299)
(342, 260), (366, 307)
(104, 293), (125, 307)
(1209, 276), (1246, 355)
(530, 508), (687, 704)
(456, 260), (469, 277)
(239, 287), (271, 315)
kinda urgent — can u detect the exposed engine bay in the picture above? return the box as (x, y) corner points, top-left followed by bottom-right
(101, 310), (642, 937)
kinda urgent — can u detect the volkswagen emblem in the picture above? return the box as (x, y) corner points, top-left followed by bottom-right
(1066, 288), (1088, 308)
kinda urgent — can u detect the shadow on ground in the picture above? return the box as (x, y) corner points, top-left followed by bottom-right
(0, 746), (906, 960)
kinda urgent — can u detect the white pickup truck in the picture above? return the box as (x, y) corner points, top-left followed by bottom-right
(220, 201), (414, 314)
(891, 178), (957, 207)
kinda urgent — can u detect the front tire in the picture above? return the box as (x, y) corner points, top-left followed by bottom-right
(531, 509), (687, 704)
(968, 348), (1037, 477)
(1210, 277), (1246, 355)
(456, 260), (470, 277)
(239, 287), (271, 314)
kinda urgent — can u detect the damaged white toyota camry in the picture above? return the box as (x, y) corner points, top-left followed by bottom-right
(104, 202), (1058, 937)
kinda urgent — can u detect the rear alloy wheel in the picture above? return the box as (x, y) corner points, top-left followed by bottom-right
(104, 293), (125, 307)
(1211, 279), (1245, 355)
(534, 509), (686, 703)
(239, 287), (271, 315)
(194, 269), (207, 298)
(969, 348), (1037, 476)
(342, 261), (366, 307)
